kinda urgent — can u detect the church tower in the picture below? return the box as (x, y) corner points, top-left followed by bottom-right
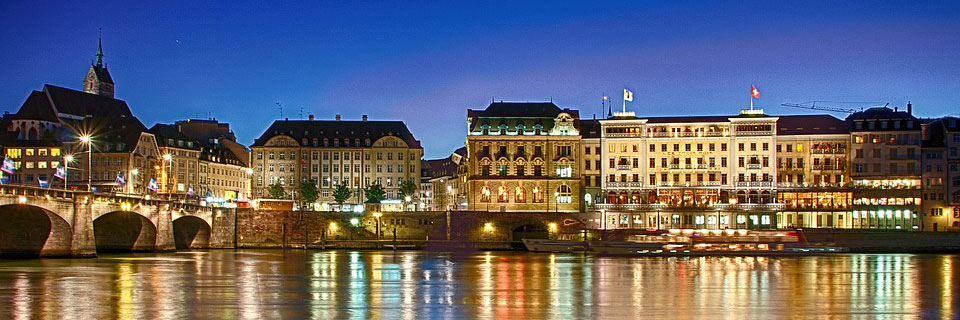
(83, 31), (115, 98)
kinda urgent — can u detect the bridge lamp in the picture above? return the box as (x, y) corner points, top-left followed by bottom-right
(245, 168), (253, 175)
(79, 135), (92, 192)
(131, 169), (138, 175)
(350, 218), (360, 226)
(483, 222), (495, 232)
(548, 222), (558, 233)
(17, 195), (27, 204)
(64, 155), (74, 163)
(79, 135), (90, 143)
(163, 154), (172, 161)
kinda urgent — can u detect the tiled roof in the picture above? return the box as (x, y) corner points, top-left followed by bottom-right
(776, 115), (849, 135)
(251, 119), (421, 149)
(89, 64), (114, 84)
(422, 158), (457, 179)
(149, 124), (201, 150)
(580, 119), (601, 138)
(43, 84), (134, 119)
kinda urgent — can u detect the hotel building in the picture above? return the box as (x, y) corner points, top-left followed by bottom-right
(465, 102), (583, 212)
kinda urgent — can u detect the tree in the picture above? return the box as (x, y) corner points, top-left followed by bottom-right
(267, 183), (286, 199)
(333, 184), (352, 209)
(363, 183), (386, 203)
(298, 180), (319, 209)
(433, 187), (448, 211)
(399, 180), (418, 202)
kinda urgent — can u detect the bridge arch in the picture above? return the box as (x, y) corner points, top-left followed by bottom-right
(0, 204), (73, 257)
(511, 222), (549, 242)
(93, 211), (157, 252)
(173, 216), (210, 249)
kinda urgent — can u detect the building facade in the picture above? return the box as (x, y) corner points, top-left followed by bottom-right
(465, 102), (583, 212)
(250, 115), (422, 210)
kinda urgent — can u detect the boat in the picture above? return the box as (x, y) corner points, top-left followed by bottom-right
(524, 229), (848, 256)
(522, 239), (589, 252)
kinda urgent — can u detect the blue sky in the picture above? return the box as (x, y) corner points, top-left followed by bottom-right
(2, 1), (959, 158)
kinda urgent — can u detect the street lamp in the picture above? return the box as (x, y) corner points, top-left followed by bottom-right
(162, 154), (172, 194)
(554, 191), (560, 213)
(79, 135), (92, 192)
(372, 211), (382, 239)
(63, 154), (74, 191)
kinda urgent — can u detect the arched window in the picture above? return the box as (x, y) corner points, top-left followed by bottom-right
(480, 186), (491, 202)
(532, 186), (544, 203)
(556, 185), (572, 204)
(515, 186), (526, 203)
(497, 186), (509, 203)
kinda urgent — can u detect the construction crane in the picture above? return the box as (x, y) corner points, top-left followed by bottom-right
(780, 101), (888, 114)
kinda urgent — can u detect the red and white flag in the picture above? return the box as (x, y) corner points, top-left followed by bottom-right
(751, 85), (760, 98)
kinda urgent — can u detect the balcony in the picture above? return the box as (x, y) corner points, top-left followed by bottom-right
(669, 164), (681, 169)
(747, 163), (762, 170)
(607, 181), (643, 188)
(703, 131), (726, 137)
(736, 131), (773, 136)
(735, 181), (773, 187)
(651, 132), (673, 138)
(889, 154), (920, 161)
(811, 149), (846, 155)
(679, 132), (698, 137)
(596, 203), (667, 211)
(597, 202), (784, 211)
(617, 164), (631, 171)
(812, 165), (843, 171)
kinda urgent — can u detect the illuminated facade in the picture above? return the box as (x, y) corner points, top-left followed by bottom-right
(921, 117), (960, 230)
(847, 106), (922, 229)
(465, 102), (582, 212)
(250, 115), (422, 209)
(775, 115), (853, 228)
(595, 108), (781, 229)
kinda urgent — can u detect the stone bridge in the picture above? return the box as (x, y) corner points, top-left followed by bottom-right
(0, 186), (236, 258)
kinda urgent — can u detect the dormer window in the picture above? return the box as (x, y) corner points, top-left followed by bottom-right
(516, 124), (525, 135)
(498, 124), (508, 135)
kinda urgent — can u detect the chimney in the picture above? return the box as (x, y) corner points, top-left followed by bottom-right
(336, 114), (341, 122)
(362, 115), (368, 122)
(308, 114), (314, 121)
(907, 101), (912, 115)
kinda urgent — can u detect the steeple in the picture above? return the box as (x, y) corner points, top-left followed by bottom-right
(95, 28), (104, 66)
(84, 29), (115, 98)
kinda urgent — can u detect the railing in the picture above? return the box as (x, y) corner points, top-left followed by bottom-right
(703, 132), (726, 137)
(679, 132), (698, 137)
(617, 164), (631, 170)
(811, 149), (846, 154)
(735, 181), (773, 187)
(812, 165), (844, 171)
(657, 181), (723, 187)
(736, 131), (773, 136)
(747, 164), (762, 170)
(597, 203), (785, 211)
(651, 132), (672, 137)
(889, 154), (920, 161)
(669, 164), (681, 169)
(606, 181), (643, 188)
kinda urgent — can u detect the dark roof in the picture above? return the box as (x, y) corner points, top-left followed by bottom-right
(422, 158), (457, 179)
(471, 102), (563, 117)
(453, 146), (467, 157)
(9, 91), (60, 122)
(251, 119), (421, 148)
(149, 124), (201, 150)
(580, 119), (601, 138)
(43, 84), (133, 119)
(89, 64), (114, 84)
(846, 107), (917, 121)
(467, 102), (580, 133)
(776, 115), (849, 135)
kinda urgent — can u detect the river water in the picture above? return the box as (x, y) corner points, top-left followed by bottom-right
(0, 250), (956, 319)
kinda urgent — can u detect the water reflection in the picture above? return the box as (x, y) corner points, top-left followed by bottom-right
(0, 251), (956, 319)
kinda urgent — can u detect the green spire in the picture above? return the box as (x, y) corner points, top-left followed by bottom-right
(95, 28), (103, 66)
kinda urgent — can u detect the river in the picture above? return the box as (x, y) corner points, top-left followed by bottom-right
(0, 250), (956, 319)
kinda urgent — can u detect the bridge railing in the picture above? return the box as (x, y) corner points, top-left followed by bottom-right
(0, 184), (213, 211)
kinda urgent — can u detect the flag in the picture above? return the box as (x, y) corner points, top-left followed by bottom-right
(187, 185), (195, 196)
(147, 178), (158, 191)
(115, 172), (126, 186)
(751, 85), (760, 99)
(53, 165), (66, 180)
(1, 157), (16, 174)
(623, 89), (633, 102)
(205, 188), (213, 198)
(37, 177), (49, 188)
(0, 176), (9, 184)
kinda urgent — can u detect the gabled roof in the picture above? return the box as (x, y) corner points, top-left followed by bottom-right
(776, 115), (849, 135)
(9, 91), (60, 122)
(251, 119), (422, 148)
(43, 84), (133, 119)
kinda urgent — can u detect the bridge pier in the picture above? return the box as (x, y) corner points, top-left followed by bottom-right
(70, 196), (96, 257)
(153, 204), (176, 252)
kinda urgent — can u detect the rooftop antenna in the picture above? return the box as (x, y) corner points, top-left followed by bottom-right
(275, 102), (283, 119)
(602, 94), (607, 119)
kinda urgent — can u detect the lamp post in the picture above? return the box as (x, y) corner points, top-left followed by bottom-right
(79, 135), (91, 192)
(245, 168), (253, 200)
(372, 211), (382, 239)
(63, 154), (74, 191)
(554, 191), (560, 213)
(131, 168), (139, 195)
(163, 153), (172, 197)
